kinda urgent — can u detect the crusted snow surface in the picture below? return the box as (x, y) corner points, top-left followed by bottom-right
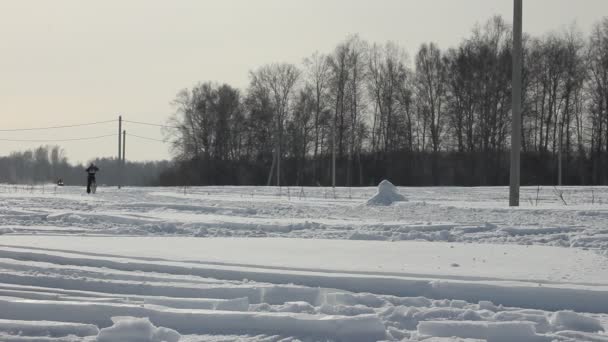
(0, 185), (607, 341)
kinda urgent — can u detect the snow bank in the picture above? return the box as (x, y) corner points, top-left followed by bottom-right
(430, 279), (608, 314)
(144, 297), (249, 311)
(417, 321), (539, 342)
(417, 338), (486, 342)
(2, 240), (608, 314)
(0, 318), (99, 337)
(554, 330), (608, 342)
(0, 297), (386, 341)
(493, 311), (550, 333)
(550, 310), (605, 333)
(366, 180), (406, 206)
(499, 226), (582, 236)
(97, 316), (180, 342)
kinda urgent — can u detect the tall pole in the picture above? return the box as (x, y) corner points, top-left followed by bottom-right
(558, 121), (563, 186)
(332, 111), (336, 189)
(118, 115), (122, 189)
(122, 130), (126, 186)
(276, 116), (281, 187)
(509, 0), (522, 207)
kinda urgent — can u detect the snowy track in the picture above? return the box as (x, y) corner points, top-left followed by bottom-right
(2, 185), (608, 250)
(0, 185), (607, 341)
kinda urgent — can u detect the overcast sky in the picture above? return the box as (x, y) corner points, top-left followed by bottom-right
(1, 0), (607, 163)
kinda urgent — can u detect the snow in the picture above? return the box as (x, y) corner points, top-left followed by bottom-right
(367, 180), (407, 205)
(554, 330), (608, 342)
(0, 184), (607, 341)
(551, 310), (605, 333)
(0, 296), (386, 340)
(143, 296), (249, 311)
(97, 317), (180, 342)
(0, 319), (99, 337)
(416, 321), (539, 342)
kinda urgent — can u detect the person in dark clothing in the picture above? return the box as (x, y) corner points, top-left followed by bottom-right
(85, 163), (99, 194)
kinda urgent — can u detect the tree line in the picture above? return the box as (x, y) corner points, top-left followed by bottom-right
(160, 16), (608, 186)
(0, 145), (169, 186)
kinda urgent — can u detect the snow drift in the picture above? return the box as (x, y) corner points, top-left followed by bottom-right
(417, 321), (539, 342)
(367, 180), (407, 206)
(97, 316), (180, 342)
(550, 310), (605, 333)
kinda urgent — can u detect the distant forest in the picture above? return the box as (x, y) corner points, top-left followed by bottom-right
(158, 16), (608, 186)
(0, 145), (169, 186)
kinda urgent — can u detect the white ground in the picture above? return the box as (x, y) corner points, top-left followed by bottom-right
(0, 184), (607, 341)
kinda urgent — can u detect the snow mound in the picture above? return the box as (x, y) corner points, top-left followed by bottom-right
(97, 316), (180, 342)
(0, 319), (99, 338)
(417, 338), (486, 342)
(550, 310), (605, 333)
(554, 330), (608, 342)
(366, 180), (407, 206)
(417, 321), (538, 342)
(144, 296), (249, 311)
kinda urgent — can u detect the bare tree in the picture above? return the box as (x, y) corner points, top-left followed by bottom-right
(587, 18), (608, 184)
(415, 43), (447, 184)
(368, 42), (412, 154)
(250, 63), (301, 186)
(303, 52), (331, 184)
(345, 36), (368, 186)
(328, 39), (351, 187)
(415, 43), (447, 154)
(288, 86), (315, 185)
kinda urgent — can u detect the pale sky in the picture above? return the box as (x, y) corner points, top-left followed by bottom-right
(1, 0), (607, 164)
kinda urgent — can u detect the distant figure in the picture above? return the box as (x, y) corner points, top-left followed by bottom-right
(85, 163), (99, 194)
(57, 178), (64, 186)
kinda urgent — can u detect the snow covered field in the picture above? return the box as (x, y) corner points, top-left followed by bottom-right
(0, 184), (607, 341)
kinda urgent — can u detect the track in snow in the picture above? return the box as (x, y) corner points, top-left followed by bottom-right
(2, 185), (608, 250)
(0, 185), (607, 341)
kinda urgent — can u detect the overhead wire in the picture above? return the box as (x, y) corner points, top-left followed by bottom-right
(122, 120), (180, 129)
(0, 119), (116, 132)
(0, 134), (116, 143)
(127, 133), (167, 143)
(0, 118), (175, 144)
(122, 120), (176, 143)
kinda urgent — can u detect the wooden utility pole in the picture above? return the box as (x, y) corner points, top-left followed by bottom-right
(118, 115), (122, 189)
(558, 121), (563, 186)
(122, 130), (126, 187)
(509, 0), (522, 206)
(277, 119), (281, 187)
(332, 110), (336, 190)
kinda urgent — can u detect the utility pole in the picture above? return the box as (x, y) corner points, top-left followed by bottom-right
(558, 120), (563, 186)
(118, 115), (122, 189)
(509, 0), (522, 207)
(332, 111), (336, 190)
(277, 116), (281, 187)
(122, 130), (126, 187)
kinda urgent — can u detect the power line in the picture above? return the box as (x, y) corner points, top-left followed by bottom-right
(0, 119), (116, 132)
(123, 120), (180, 129)
(0, 134), (115, 143)
(128, 133), (167, 143)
